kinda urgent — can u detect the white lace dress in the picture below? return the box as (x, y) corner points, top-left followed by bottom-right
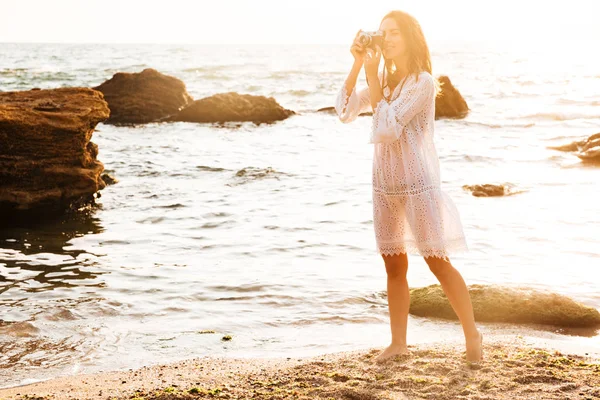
(334, 71), (468, 259)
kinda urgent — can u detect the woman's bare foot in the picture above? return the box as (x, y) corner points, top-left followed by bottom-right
(374, 342), (409, 363)
(466, 330), (483, 362)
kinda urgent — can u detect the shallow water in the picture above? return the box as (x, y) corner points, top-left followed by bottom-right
(1, 42), (599, 388)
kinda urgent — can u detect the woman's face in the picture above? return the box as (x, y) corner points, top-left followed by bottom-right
(379, 17), (406, 60)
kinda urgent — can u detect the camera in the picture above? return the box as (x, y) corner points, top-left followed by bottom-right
(357, 30), (384, 50)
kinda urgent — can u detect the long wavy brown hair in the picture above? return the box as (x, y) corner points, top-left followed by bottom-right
(380, 10), (440, 100)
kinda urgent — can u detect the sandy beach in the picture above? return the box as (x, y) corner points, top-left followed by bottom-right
(1, 335), (599, 400)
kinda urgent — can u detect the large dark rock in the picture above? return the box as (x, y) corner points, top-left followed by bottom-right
(549, 132), (600, 162)
(168, 92), (295, 124)
(434, 75), (469, 119)
(92, 68), (193, 125)
(319, 75), (469, 119)
(410, 284), (600, 328)
(0, 87), (109, 218)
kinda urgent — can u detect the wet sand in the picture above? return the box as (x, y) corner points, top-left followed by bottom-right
(1, 335), (599, 400)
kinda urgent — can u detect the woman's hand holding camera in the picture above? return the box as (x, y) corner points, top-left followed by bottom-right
(345, 30), (383, 109)
(350, 30), (367, 64)
(350, 30), (381, 78)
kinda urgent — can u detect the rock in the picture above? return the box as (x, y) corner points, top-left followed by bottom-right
(93, 68), (193, 124)
(463, 183), (520, 197)
(548, 142), (580, 152)
(228, 167), (284, 186)
(101, 173), (118, 185)
(409, 284), (600, 328)
(317, 106), (336, 114)
(549, 132), (600, 162)
(580, 133), (600, 149)
(0, 321), (40, 338)
(0, 87), (109, 218)
(319, 75), (468, 119)
(578, 147), (600, 161)
(435, 75), (469, 119)
(168, 92), (295, 124)
(577, 134), (600, 161)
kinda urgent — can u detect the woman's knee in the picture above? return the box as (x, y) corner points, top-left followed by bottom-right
(424, 256), (452, 277)
(382, 253), (408, 279)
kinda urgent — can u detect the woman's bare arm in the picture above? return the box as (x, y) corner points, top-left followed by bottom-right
(344, 60), (363, 95)
(366, 69), (384, 110)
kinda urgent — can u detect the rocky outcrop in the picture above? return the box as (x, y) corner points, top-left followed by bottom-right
(409, 284), (600, 328)
(434, 75), (469, 119)
(318, 75), (469, 119)
(168, 92), (295, 124)
(0, 87), (109, 218)
(92, 68), (193, 125)
(549, 132), (600, 162)
(462, 183), (521, 197)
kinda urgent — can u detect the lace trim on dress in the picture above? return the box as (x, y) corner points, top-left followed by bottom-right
(373, 184), (439, 196)
(378, 237), (468, 260)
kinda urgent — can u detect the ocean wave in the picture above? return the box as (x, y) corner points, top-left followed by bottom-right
(461, 154), (500, 163)
(182, 65), (236, 73)
(0, 68), (28, 77)
(0, 69), (76, 82)
(462, 120), (536, 129)
(546, 135), (586, 141)
(287, 89), (311, 97)
(187, 72), (233, 81)
(268, 70), (342, 80)
(556, 98), (600, 106)
(517, 112), (600, 121)
(270, 89), (312, 97)
(288, 315), (382, 325)
(157, 203), (187, 209)
(548, 154), (569, 161)
(183, 64), (268, 76)
(196, 165), (228, 172)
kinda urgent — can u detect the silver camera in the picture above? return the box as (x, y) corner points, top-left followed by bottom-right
(357, 30), (384, 49)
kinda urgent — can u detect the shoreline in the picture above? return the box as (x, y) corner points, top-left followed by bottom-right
(1, 335), (599, 400)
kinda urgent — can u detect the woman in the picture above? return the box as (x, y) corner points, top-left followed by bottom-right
(334, 11), (483, 363)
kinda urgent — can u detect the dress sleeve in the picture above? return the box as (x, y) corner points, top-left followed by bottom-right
(370, 73), (435, 144)
(334, 84), (372, 123)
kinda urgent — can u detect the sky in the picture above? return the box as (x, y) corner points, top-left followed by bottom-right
(1, 0), (599, 45)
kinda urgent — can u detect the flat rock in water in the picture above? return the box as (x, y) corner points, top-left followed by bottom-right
(93, 68), (193, 124)
(410, 284), (600, 328)
(168, 92), (295, 124)
(549, 132), (600, 162)
(462, 183), (520, 197)
(0, 87), (109, 218)
(577, 133), (600, 161)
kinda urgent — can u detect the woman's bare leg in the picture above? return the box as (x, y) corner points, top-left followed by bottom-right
(375, 252), (411, 363)
(424, 255), (482, 362)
